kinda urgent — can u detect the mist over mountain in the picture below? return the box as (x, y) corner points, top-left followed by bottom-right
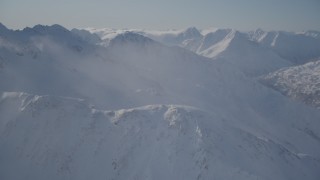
(1, 23), (320, 180)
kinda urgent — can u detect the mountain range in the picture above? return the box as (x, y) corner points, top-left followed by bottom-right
(1, 23), (320, 180)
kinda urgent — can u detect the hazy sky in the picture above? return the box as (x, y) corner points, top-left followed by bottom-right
(1, 0), (319, 31)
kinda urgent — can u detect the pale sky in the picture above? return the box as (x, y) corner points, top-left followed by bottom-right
(1, 0), (319, 31)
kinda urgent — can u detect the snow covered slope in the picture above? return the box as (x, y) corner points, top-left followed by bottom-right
(0, 25), (113, 107)
(1, 92), (320, 180)
(200, 30), (291, 76)
(261, 59), (320, 108)
(1, 23), (320, 180)
(1, 25), (231, 109)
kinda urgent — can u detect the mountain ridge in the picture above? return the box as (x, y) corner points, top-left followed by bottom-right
(1, 91), (320, 180)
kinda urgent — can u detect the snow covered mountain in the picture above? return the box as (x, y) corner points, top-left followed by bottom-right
(85, 27), (320, 66)
(1, 92), (320, 180)
(197, 30), (292, 76)
(261, 59), (320, 108)
(1, 23), (320, 180)
(248, 30), (320, 64)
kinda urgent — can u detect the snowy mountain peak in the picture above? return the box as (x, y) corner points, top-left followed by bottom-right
(197, 29), (233, 52)
(71, 28), (102, 44)
(228, 29), (245, 40)
(19, 24), (73, 39)
(181, 27), (202, 38)
(197, 29), (248, 58)
(0, 23), (11, 36)
(0, 23), (8, 31)
(31, 24), (69, 34)
(248, 28), (267, 41)
(109, 31), (155, 46)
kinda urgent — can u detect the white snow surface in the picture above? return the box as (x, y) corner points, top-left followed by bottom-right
(1, 92), (320, 180)
(1, 23), (320, 180)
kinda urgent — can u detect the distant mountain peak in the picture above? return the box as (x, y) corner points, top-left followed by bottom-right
(20, 24), (70, 37)
(71, 28), (102, 44)
(32, 24), (69, 33)
(0, 22), (8, 31)
(109, 31), (155, 46)
(184, 27), (201, 34)
(0, 23), (10, 36)
(180, 27), (202, 39)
